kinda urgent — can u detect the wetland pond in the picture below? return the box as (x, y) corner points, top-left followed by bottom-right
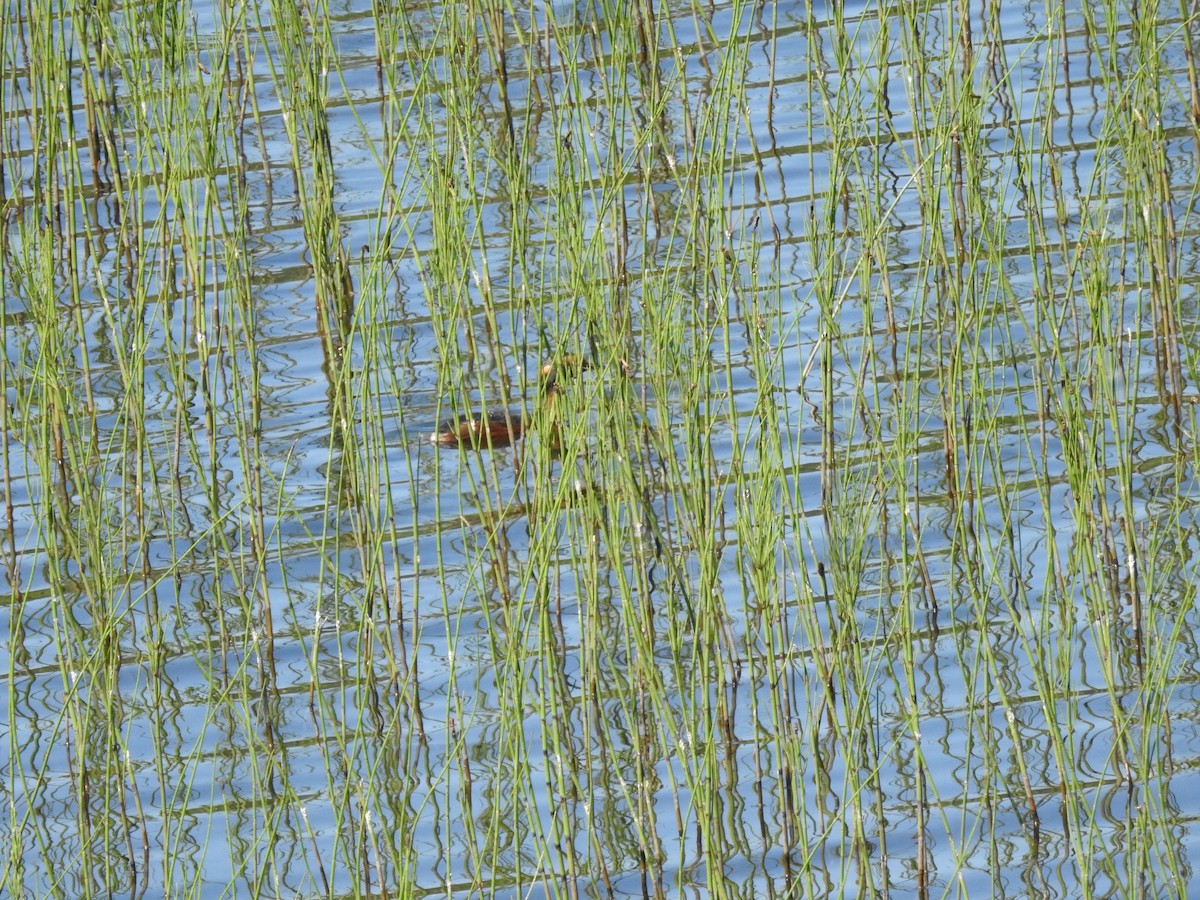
(3, 0), (1200, 896)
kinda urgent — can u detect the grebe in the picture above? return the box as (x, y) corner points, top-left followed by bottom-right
(431, 356), (585, 449)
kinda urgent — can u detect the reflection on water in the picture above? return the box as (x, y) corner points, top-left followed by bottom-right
(2, 0), (1199, 896)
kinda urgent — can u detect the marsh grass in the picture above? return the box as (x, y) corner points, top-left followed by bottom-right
(3, 0), (1200, 896)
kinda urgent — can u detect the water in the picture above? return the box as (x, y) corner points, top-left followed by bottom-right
(2, 0), (1199, 896)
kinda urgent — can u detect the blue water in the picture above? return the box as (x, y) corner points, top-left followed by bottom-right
(2, 0), (1199, 896)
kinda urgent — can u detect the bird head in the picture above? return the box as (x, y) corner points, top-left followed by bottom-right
(538, 354), (589, 392)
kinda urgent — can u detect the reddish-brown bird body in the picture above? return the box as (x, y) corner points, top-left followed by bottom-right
(430, 357), (584, 450)
(432, 410), (526, 448)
